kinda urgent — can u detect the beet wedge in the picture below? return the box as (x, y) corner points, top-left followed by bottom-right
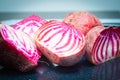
(34, 20), (85, 66)
(0, 23), (41, 72)
(12, 15), (47, 38)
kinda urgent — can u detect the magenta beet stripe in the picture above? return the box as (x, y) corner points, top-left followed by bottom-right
(44, 29), (64, 43)
(93, 27), (120, 64)
(52, 30), (67, 48)
(39, 23), (82, 54)
(56, 28), (80, 53)
(100, 31), (108, 60)
(114, 33), (119, 57)
(40, 27), (63, 44)
(111, 32), (115, 57)
(92, 34), (102, 64)
(92, 31), (106, 64)
(55, 29), (72, 50)
(56, 30), (73, 53)
(114, 30), (120, 56)
(1, 26), (9, 39)
(93, 29), (109, 64)
(101, 30), (110, 61)
(38, 26), (62, 41)
(2, 25), (37, 57)
(38, 22), (60, 35)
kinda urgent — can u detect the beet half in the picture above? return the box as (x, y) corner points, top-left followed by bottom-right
(86, 26), (120, 65)
(34, 20), (85, 66)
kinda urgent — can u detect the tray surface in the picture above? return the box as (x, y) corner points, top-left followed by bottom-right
(0, 55), (120, 80)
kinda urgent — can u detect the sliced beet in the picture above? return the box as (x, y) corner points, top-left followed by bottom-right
(86, 26), (120, 65)
(34, 20), (85, 66)
(0, 23), (41, 72)
(63, 11), (103, 35)
(12, 15), (47, 38)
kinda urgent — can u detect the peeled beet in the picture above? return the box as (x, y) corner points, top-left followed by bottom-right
(34, 20), (85, 66)
(86, 26), (120, 65)
(0, 23), (41, 72)
(63, 11), (103, 35)
(12, 15), (47, 38)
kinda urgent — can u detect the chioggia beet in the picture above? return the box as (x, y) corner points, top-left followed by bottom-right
(0, 23), (41, 72)
(86, 26), (120, 65)
(63, 11), (103, 35)
(12, 15), (47, 38)
(34, 20), (85, 66)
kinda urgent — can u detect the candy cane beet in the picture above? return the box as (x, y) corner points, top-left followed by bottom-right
(34, 20), (85, 66)
(86, 26), (120, 65)
(0, 23), (41, 72)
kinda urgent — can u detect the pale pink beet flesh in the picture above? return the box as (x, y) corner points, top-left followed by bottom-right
(0, 23), (41, 72)
(34, 20), (85, 66)
(63, 11), (103, 35)
(12, 15), (47, 38)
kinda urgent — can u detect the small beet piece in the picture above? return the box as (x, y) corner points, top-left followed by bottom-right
(0, 23), (41, 72)
(86, 26), (120, 65)
(12, 15), (47, 38)
(34, 20), (85, 66)
(63, 11), (103, 35)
